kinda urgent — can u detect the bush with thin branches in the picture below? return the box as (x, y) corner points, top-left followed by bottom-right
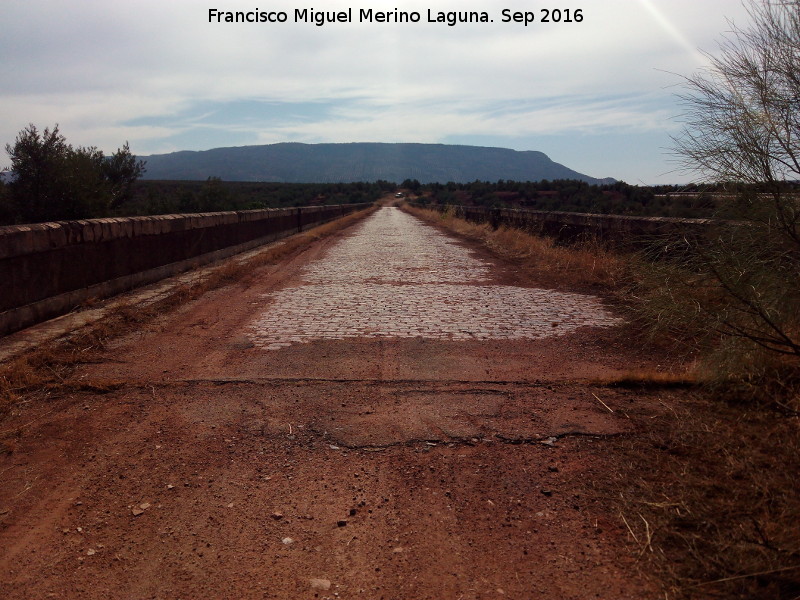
(653, 0), (800, 399)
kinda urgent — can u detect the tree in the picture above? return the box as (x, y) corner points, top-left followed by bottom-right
(674, 1), (800, 190)
(5, 124), (71, 223)
(400, 178), (421, 193)
(4, 124), (145, 223)
(666, 0), (800, 378)
(0, 177), (12, 224)
(102, 141), (146, 209)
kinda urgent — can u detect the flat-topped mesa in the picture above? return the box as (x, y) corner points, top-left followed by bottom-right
(139, 142), (613, 185)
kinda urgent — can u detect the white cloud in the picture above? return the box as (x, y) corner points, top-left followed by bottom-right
(0, 0), (754, 182)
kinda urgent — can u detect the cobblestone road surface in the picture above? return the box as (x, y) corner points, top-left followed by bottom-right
(249, 207), (621, 350)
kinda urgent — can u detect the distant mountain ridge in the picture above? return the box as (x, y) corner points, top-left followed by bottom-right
(138, 142), (615, 185)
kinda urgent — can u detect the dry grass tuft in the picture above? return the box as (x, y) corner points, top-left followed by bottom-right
(627, 238), (800, 411)
(403, 204), (629, 290)
(595, 393), (800, 599)
(0, 299), (156, 421)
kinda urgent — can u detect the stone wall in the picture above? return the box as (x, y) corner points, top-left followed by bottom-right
(416, 203), (715, 247)
(0, 204), (370, 336)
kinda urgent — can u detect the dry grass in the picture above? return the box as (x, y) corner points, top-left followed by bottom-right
(403, 204), (629, 290)
(595, 392), (800, 600)
(0, 206), (377, 421)
(627, 235), (800, 412)
(0, 305), (140, 426)
(591, 369), (699, 389)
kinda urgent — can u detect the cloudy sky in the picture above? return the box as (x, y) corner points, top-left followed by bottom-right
(1, 0), (752, 184)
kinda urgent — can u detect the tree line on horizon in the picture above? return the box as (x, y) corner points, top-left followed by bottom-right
(0, 124), (395, 226)
(402, 178), (740, 218)
(0, 125), (729, 227)
(1, 124), (797, 226)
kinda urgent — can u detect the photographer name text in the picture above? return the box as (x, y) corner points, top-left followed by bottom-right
(208, 8), (584, 27)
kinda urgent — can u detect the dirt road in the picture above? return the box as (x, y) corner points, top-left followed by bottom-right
(0, 207), (660, 599)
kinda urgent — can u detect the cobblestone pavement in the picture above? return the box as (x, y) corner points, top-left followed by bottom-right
(248, 207), (621, 350)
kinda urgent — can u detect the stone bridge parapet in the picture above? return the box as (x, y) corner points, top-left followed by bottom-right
(1, 204), (371, 336)
(415, 203), (717, 247)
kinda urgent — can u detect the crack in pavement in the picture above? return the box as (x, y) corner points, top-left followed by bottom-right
(266, 426), (629, 451)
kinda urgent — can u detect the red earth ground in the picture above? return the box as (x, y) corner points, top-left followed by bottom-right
(0, 205), (673, 599)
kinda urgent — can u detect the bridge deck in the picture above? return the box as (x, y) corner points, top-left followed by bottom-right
(0, 206), (662, 599)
